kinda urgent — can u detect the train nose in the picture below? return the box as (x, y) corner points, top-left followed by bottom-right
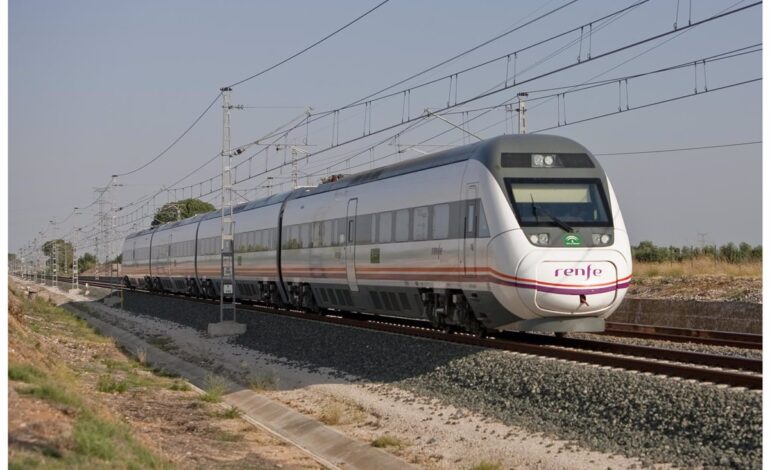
(523, 261), (620, 314)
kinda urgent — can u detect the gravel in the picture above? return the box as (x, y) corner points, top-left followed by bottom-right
(122, 291), (762, 469)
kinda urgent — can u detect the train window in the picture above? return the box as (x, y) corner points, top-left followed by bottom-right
(311, 222), (322, 248)
(479, 206), (490, 237)
(300, 224), (310, 248)
(322, 220), (333, 247)
(507, 178), (612, 227)
(395, 209), (410, 242)
(378, 212), (392, 243)
(413, 207), (429, 241)
(466, 202), (476, 236)
(356, 214), (372, 244)
(336, 218), (347, 245)
(432, 204), (450, 239)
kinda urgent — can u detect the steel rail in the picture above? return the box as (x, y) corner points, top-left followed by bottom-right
(47, 275), (763, 389)
(604, 322), (762, 350)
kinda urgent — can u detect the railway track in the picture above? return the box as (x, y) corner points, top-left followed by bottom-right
(604, 321), (762, 350)
(37, 276), (762, 390)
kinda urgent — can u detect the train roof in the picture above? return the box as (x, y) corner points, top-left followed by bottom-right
(125, 134), (593, 240)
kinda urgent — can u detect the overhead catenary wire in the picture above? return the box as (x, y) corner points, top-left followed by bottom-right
(594, 140), (761, 156)
(225, 0), (391, 88)
(38, 1), (760, 247)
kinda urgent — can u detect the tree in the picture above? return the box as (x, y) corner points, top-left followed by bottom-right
(78, 253), (97, 273)
(42, 239), (73, 274)
(151, 199), (215, 227)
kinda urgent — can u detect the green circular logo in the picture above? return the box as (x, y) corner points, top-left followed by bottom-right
(563, 233), (582, 247)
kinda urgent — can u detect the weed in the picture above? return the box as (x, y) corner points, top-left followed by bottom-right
(217, 407), (241, 419)
(320, 403), (343, 425)
(9, 363), (46, 383)
(200, 373), (228, 403)
(145, 334), (177, 352)
(247, 371), (279, 391)
(73, 415), (118, 460)
(97, 375), (128, 394)
(135, 346), (147, 365)
(169, 380), (192, 392)
(211, 429), (243, 442)
(18, 383), (79, 407)
(371, 435), (405, 449)
(8, 454), (42, 470)
(468, 461), (502, 470)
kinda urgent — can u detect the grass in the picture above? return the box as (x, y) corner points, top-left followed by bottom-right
(633, 259), (762, 278)
(8, 287), (173, 470)
(468, 461), (502, 470)
(319, 403), (343, 425)
(9, 362), (46, 383)
(200, 373), (228, 403)
(97, 375), (128, 394)
(211, 429), (243, 442)
(370, 435), (405, 449)
(216, 407), (241, 419)
(247, 371), (279, 391)
(169, 380), (192, 392)
(18, 383), (80, 407)
(145, 334), (177, 352)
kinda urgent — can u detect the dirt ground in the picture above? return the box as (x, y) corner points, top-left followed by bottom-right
(8, 282), (323, 469)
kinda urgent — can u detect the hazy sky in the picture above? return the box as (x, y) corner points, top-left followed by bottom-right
(8, 0), (763, 257)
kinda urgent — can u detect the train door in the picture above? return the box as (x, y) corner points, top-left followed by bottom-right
(463, 184), (478, 277)
(346, 198), (359, 291)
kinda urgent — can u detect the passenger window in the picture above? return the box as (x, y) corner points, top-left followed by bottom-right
(395, 209), (410, 242)
(356, 214), (372, 244)
(413, 206), (429, 241)
(432, 204), (450, 239)
(323, 220), (333, 247)
(312, 222), (322, 248)
(336, 218), (347, 245)
(378, 212), (392, 243)
(300, 224), (310, 248)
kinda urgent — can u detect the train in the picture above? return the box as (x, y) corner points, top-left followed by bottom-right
(121, 134), (632, 334)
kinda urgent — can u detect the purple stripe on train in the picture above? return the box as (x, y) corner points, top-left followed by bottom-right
(497, 279), (631, 295)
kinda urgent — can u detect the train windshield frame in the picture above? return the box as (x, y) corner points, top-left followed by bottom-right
(506, 177), (613, 228)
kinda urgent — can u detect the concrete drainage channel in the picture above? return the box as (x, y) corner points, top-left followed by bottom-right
(36, 285), (417, 470)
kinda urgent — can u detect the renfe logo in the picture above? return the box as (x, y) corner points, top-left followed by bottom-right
(554, 265), (604, 280)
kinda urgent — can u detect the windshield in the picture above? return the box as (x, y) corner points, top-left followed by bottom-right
(507, 178), (612, 227)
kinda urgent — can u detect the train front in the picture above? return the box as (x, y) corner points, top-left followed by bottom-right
(482, 135), (631, 333)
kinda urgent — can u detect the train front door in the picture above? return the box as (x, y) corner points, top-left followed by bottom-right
(346, 198), (359, 291)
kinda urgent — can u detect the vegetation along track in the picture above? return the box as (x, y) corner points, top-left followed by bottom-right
(47, 276), (763, 390)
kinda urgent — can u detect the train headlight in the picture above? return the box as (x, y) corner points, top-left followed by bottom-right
(592, 233), (612, 245)
(532, 154), (557, 167)
(601, 234), (611, 244)
(530, 233), (549, 245)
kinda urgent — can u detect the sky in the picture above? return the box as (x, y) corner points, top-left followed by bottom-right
(8, 0), (764, 259)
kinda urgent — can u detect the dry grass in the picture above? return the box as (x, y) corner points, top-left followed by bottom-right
(633, 259), (761, 278)
(371, 434), (406, 449)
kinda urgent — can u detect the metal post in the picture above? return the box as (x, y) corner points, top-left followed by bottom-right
(517, 92), (528, 134)
(72, 228), (80, 290)
(50, 220), (58, 289)
(220, 87), (236, 323)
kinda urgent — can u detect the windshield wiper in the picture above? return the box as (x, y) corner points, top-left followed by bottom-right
(530, 196), (574, 233)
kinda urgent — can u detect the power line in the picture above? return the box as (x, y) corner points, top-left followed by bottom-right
(594, 140), (761, 156)
(115, 92), (223, 177)
(226, 0), (392, 88)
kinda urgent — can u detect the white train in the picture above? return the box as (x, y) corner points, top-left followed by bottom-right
(122, 134), (632, 333)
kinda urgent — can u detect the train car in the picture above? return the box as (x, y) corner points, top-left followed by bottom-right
(121, 134), (631, 334)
